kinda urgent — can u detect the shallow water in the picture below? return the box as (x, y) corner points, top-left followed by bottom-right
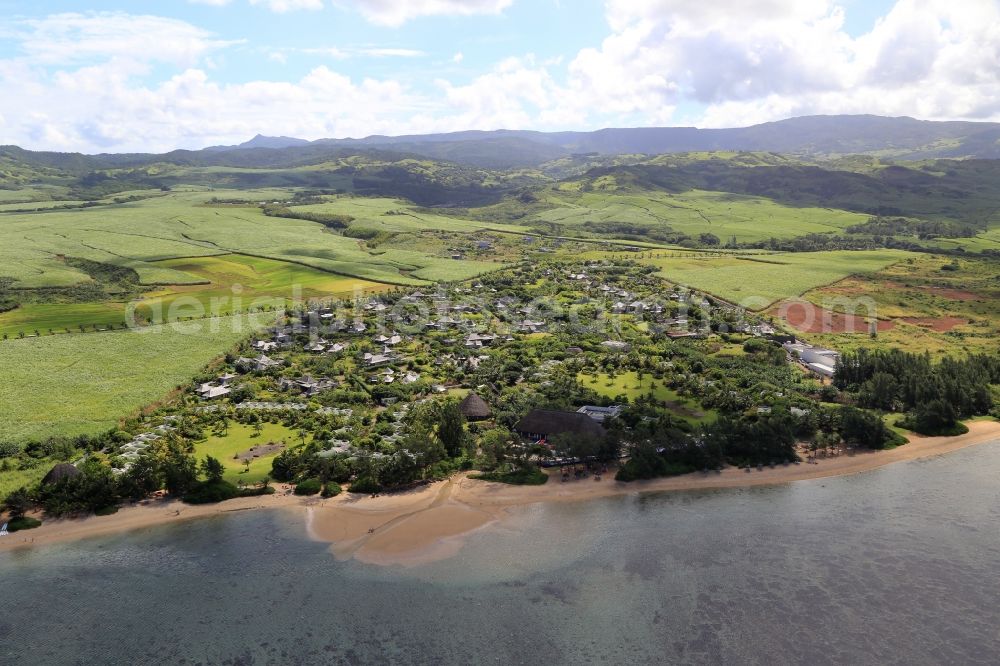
(3, 443), (1000, 665)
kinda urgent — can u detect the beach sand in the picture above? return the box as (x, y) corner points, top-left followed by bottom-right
(3, 420), (999, 566)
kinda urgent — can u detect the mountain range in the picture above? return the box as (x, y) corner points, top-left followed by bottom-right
(221, 115), (1000, 167)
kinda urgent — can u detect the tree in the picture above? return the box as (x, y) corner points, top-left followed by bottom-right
(437, 400), (468, 458)
(119, 454), (162, 500)
(477, 429), (514, 471)
(3, 487), (32, 519)
(201, 456), (225, 483)
(839, 406), (895, 450)
(161, 446), (198, 496)
(907, 399), (960, 435)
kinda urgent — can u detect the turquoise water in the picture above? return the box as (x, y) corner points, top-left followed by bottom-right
(3, 442), (1000, 665)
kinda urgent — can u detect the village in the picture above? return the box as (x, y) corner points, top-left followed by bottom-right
(86, 257), (854, 496)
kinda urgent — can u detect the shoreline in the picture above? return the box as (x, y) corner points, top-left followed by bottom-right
(3, 420), (999, 564)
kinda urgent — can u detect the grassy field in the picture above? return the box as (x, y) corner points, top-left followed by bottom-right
(580, 371), (716, 424)
(0, 464), (49, 501)
(0, 314), (270, 442)
(638, 249), (912, 308)
(525, 188), (869, 242)
(134, 254), (390, 321)
(788, 255), (1000, 357)
(193, 423), (297, 485)
(0, 254), (392, 337)
(0, 190), (504, 290)
(295, 196), (530, 234)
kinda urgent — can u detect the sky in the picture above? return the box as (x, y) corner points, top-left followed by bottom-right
(0, 0), (998, 153)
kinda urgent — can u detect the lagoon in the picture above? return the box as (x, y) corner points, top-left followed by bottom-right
(2, 442), (1000, 665)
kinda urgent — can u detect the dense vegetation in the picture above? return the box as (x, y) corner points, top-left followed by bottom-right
(834, 349), (999, 434)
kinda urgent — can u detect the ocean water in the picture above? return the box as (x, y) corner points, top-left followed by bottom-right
(3, 443), (1000, 665)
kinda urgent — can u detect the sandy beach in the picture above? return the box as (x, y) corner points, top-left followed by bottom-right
(3, 420), (999, 565)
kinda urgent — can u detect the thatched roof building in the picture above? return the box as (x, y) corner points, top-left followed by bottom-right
(515, 409), (605, 441)
(42, 463), (81, 485)
(459, 392), (492, 421)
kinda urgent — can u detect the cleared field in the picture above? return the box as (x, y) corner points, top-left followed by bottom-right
(0, 314), (270, 442)
(530, 189), (869, 242)
(639, 250), (912, 308)
(785, 255), (1000, 357)
(193, 423), (297, 484)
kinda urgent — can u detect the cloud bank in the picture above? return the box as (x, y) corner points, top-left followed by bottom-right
(2, 1), (999, 152)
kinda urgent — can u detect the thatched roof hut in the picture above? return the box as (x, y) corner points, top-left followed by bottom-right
(459, 392), (492, 421)
(42, 463), (81, 485)
(514, 409), (605, 441)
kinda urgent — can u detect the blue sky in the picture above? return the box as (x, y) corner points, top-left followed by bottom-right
(0, 0), (996, 152)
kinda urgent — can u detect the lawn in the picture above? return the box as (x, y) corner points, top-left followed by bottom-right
(193, 423), (298, 485)
(580, 371), (716, 424)
(0, 313), (272, 442)
(639, 249), (912, 308)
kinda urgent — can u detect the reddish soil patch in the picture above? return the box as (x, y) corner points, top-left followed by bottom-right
(774, 301), (894, 334)
(918, 286), (979, 301)
(237, 442), (285, 462)
(898, 317), (968, 332)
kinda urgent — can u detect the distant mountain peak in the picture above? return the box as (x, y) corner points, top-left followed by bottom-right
(236, 134), (311, 150)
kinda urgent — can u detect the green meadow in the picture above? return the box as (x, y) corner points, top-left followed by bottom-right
(639, 249), (912, 308)
(193, 422), (299, 485)
(528, 188), (869, 242)
(0, 189), (505, 290)
(580, 371), (716, 425)
(0, 314), (270, 442)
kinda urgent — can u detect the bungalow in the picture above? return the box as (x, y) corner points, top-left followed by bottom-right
(577, 405), (623, 424)
(364, 353), (395, 368)
(601, 340), (631, 352)
(518, 319), (546, 333)
(465, 333), (497, 348)
(255, 355), (283, 372)
(199, 384), (231, 400)
(515, 409), (606, 441)
(253, 340), (278, 352)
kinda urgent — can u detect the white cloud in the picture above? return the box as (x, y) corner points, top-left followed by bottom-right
(14, 12), (238, 67)
(452, 51), (464, 64)
(347, 0), (513, 26)
(4, 2), (1000, 153)
(191, 0), (511, 23)
(249, 0), (324, 12)
(568, 0), (1000, 127)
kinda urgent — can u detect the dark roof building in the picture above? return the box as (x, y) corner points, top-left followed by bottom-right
(459, 392), (492, 421)
(41, 463), (81, 485)
(515, 409), (605, 441)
